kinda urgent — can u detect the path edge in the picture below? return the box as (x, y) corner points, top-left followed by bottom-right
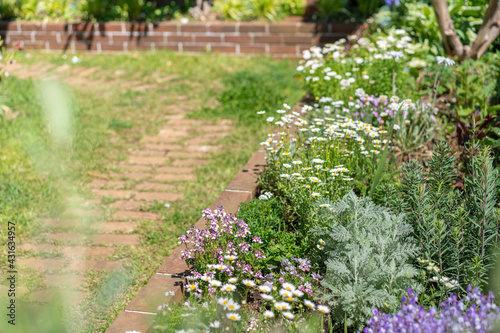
(105, 94), (312, 333)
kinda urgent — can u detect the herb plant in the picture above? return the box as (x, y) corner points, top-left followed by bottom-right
(311, 191), (419, 331)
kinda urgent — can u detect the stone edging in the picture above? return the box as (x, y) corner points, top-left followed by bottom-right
(105, 95), (311, 333)
(0, 21), (356, 56)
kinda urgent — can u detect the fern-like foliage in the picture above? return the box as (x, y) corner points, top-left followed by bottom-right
(312, 192), (419, 331)
(375, 142), (499, 290)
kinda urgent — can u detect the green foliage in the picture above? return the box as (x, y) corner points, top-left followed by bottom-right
(315, 0), (349, 22)
(375, 142), (499, 294)
(311, 191), (419, 331)
(0, 0), (188, 21)
(238, 195), (310, 269)
(212, 0), (305, 21)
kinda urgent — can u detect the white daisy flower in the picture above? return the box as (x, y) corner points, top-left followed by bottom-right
(263, 310), (275, 318)
(317, 305), (331, 314)
(259, 285), (272, 293)
(221, 284), (237, 292)
(242, 279), (256, 287)
(304, 299), (315, 310)
(283, 311), (295, 320)
(226, 312), (241, 321)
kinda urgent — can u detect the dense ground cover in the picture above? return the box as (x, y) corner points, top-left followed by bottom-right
(0, 50), (303, 332)
(152, 16), (500, 333)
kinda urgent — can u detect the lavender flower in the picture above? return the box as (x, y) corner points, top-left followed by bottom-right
(363, 287), (500, 332)
(385, 0), (399, 8)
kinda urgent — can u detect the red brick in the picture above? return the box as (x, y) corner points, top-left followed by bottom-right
(269, 23), (297, 34)
(208, 24), (237, 33)
(153, 22), (178, 32)
(46, 42), (68, 50)
(210, 190), (252, 214)
(211, 45), (236, 53)
(73, 33), (109, 42)
(239, 23), (267, 33)
(21, 41), (45, 50)
(183, 44), (207, 52)
(167, 35), (193, 43)
(126, 274), (183, 313)
(18, 22), (44, 31)
(72, 22), (96, 33)
(97, 22), (123, 32)
(127, 43), (154, 51)
(297, 23), (320, 33)
(179, 23), (207, 33)
(240, 45), (266, 54)
(101, 43), (125, 51)
(106, 311), (155, 333)
(73, 41), (95, 51)
(113, 34), (163, 43)
(33, 32), (59, 42)
(45, 23), (68, 32)
(0, 22), (18, 31)
(194, 35), (222, 43)
(283, 35), (317, 45)
(123, 22), (149, 34)
(224, 35), (252, 43)
(254, 35), (282, 44)
(155, 43), (179, 51)
(8, 33), (32, 41)
(269, 45), (297, 54)
(157, 247), (189, 274)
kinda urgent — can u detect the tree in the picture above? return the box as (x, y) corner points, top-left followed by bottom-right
(430, 0), (500, 61)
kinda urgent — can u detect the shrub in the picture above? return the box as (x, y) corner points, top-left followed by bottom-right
(311, 191), (419, 331)
(375, 142), (499, 300)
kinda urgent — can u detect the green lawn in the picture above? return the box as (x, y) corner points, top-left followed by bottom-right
(0, 50), (304, 332)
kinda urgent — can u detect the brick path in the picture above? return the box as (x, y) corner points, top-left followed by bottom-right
(7, 61), (232, 313)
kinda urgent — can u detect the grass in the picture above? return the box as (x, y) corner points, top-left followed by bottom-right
(0, 50), (304, 332)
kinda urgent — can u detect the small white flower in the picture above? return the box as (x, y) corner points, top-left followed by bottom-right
(209, 321), (220, 328)
(292, 290), (304, 297)
(282, 283), (296, 291)
(242, 279), (256, 287)
(317, 245), (324, 250)
(226, 312), (241, 321)
(261, 294), (274, 301)
(436, 56), (455, 67)
(283, 311), (295, 320)
(279, 289), (294, 298)
(393, 124), (400, 130)
(218, 297), (231, 306)
(224, 255), (238, 261)
(209, 280), (222, 287)
(317, 305), (331, 314)
(312, 192), (321, 198)
(275, 301), (291, 311)
(263, 310), (275, 318)
(221, 284), (237, 292)
(304, 299), (316, 310)
(228, 277), (238, 283)
(226, 300), (241, 311)
(259, 285), (272, 293)
(266, 117), (275, 122)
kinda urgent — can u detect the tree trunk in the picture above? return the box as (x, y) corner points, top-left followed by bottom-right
(430, 0), (500, 61)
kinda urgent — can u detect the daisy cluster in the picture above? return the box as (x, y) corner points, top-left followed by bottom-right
(259, 102), (385, 205)
(363, 287), (500, 332)
(297, 29), (419, 99)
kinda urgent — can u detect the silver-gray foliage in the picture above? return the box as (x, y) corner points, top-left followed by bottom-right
(312, 191), (419, 331)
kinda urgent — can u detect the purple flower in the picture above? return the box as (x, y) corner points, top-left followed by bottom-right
(252, 236), (263, 244)
(385, 0), (399, 8)
(363, 287), (500, 332)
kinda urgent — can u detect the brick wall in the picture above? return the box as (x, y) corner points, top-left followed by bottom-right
(0, 21), (356, 56)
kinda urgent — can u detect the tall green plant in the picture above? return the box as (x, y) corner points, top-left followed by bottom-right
(311, 192), (419, 331)
(375, 142), (499, 291)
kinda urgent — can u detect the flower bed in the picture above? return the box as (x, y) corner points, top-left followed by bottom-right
(105, 18), (500, 333)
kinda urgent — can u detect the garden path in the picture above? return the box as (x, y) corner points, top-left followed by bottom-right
(7, 61), (232, 309)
